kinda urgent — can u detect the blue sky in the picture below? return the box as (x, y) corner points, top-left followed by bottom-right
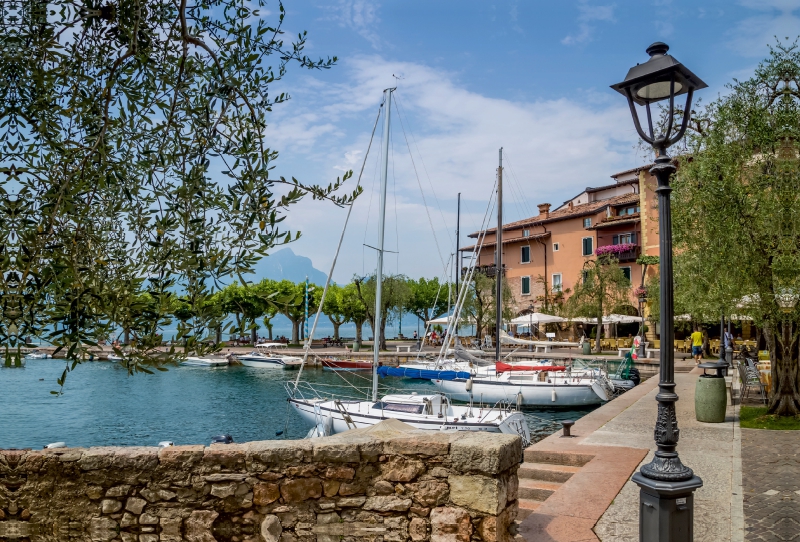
(254, 0), (799, 284)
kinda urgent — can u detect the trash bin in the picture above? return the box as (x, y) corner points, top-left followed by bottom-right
(695, 362), (726, 423)
(582, 341), (591, 355)
(352, 342), (360, 352)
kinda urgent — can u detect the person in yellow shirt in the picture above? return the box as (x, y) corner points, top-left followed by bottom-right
(691, 328), (703, 364)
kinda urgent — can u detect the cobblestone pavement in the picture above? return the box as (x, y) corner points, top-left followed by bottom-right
(742, 428), (800, 541)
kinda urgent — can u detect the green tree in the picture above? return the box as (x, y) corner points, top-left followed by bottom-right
(322, 283), (348, 341)
(672, 43), (800, 415)
(353, 275), (411, 350)
(0, 0), (358, 382)
(274, 280), (320, 344)
(461, 272), (513, 340)
(220, 283), (268, 345)
(565, 255), (632, 353)
(341, 283), (368, 347)
(406, 277), (450, 324)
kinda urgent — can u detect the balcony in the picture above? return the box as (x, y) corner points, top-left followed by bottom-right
(471, 264), (506, 277)
(595, 243), (640, 263)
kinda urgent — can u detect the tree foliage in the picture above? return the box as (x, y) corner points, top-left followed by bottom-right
(0, 0), (358, 380)
(672, 42), (800, 415)
(406, 277), (449, 324)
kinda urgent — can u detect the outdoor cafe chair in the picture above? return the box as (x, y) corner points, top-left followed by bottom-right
(736, 360), (767, 404)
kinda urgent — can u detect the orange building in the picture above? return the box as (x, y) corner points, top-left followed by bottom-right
(461, 164), (660, 318)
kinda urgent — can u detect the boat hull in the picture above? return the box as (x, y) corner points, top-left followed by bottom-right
(180, 357), (228, 367)
(238, 356), (301, 369)
(288, 398), (530, 444)
(434, 378), (605, 407)
(321, 359), (372, 371)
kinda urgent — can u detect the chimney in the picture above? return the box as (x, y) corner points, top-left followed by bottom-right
(537, 203), (551, 219)
(568, 201), (574, 210)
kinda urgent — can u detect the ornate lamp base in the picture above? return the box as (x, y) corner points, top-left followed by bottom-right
(633, 472), (703, 542)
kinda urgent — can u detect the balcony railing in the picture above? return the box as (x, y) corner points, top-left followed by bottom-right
(595, 243), (640, 262)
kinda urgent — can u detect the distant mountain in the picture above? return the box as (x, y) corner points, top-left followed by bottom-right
(251, 247), (328, 286)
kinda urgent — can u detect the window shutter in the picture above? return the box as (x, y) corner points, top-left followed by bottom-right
(613, 235), (618, 245)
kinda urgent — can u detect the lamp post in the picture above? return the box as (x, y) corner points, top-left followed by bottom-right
(611, 42), (707, 541)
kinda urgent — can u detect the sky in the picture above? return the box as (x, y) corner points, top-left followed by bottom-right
(251, 0), (800, 284)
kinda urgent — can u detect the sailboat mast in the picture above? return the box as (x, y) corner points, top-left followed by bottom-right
(495, 148), (503, 361)
(372, 88), (393, 402)
(455, 193), (460, 338)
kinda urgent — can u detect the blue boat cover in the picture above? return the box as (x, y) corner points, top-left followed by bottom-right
(377, 366), (472, 380)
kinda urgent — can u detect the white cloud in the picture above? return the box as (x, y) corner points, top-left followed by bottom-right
(562, 0), (616, 45)
(729, 0), (800, 56)
(265, 56), (642, 281)
(322, 0), (381, 49)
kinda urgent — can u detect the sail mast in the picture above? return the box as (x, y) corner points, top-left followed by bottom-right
(372, 88), (393, 402)
(495, 148), (503, 361)
(455, 193), (460, 338)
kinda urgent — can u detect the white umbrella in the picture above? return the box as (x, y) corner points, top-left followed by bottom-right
(426, 315), (476, 326)
(509, 313), (565, 325)
(567, 316), (598, 324)
(606, 314), (644, 323)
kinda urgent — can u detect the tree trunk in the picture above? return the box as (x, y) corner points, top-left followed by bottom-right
(251, 327), (257, 346)
(767, 322), (800, 416)
(594, 319), (603, 353)
(332, 322), (341, 341)
(380, 318), (387, 351)
(355, 321), (363, 347)
(290, 319), (299, 344)
(266, 323), (273, 340)
(216, 326), (222, 344)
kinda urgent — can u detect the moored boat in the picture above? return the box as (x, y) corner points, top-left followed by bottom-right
(320, 358), (373, 371)
(180, 356), (229, 367)
(237, 343), (302, 369)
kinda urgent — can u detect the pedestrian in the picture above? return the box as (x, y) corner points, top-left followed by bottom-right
(724, 328), (735, 351)
(413, 331), (418, 340)
(691, 327), (703, 364)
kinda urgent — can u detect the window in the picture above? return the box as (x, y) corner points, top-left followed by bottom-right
(521, 246), (530, 264)
(582, 237), (593, 256)
(552, 274), (562, 292)
(523, 229), (530, 237)
(553, 242), (560, 252)
(612, 233), (636, 245)
(618, 206), (641, 216)
(583, 218), (592, 228)
(521, 276), (531, 295)
(621, 267), (632, 282)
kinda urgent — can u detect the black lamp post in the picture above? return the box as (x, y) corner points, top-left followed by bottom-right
(611, 42), (707, 542)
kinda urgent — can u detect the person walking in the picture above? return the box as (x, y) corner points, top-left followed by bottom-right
(691, 327), (703, 364)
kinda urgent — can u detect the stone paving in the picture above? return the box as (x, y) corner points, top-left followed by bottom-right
(591, 368), (744, 542)
(741, 428), (800, 541)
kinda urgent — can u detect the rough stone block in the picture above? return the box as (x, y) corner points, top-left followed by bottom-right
(86, 486), (104, 500)
(158, 445), (205, 467)
(448, 433), (521, 475)
(120, 512), (137, 527)
(337, 481), (364, 496)
(253, 482), (281, 505)
(261, 514), (282, 542)
(101, 499), (122, 514)
(160, 517), (183, 540)
(406, 480), (449, 508)
(409, 517), (428, 541)
(106, 485), (132, 498)
(336, 496), (367, 507)
(89, 516), (119, 542)
(203, 445), (247, 470)
(448, 475), (506, 515)
(373, 480), (394, 495)
(79, 447), (118, 471)
(113, 447), (159, 470)
(184, 510), (218, 542)
(125, 497), (147, 515)
(140, 513), (159, 525)
(323, 465), (355, 480)
(385, 433), (451, 457)
(430, 506), (472, 542)
(139, 535), (158, 542)
(246, 440), (311, 467)
(323, 480), (340, 497)
(363, 495), (413, 512)
(210, 483), (236, 498)
(381, 457), (425, 482)
(311, 441), (360, 463)
(279, 478), (322, 503)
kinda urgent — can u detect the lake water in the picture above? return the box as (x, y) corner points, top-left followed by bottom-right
(0, 360), (596, 449)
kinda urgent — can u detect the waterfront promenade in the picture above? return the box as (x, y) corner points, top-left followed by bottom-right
(517, 360), (747, 542)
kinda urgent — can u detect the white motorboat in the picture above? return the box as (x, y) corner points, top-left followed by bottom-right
(434, 364), (613, 407)
(180, 356), (229, 367)
(288, 391), (531, 445)
(237, 343), (302, 369)
(25, 350), (51, 360)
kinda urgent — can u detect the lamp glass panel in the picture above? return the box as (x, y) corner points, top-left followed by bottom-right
(636, 81), (683, 101)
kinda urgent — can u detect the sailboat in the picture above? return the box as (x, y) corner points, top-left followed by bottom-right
(286, 89), (531, 444)
(433, 149), (613, 407)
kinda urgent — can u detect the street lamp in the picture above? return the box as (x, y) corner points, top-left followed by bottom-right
(611, 42), (707, 541)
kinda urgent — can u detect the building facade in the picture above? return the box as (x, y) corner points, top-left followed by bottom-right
(461, 165), (661, 317)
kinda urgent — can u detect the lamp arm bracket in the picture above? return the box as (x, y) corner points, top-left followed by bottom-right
(667, 88), (694, 147)
(625, 88), (655, 146)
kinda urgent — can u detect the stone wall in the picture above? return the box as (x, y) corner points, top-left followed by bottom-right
(0, 429), (521, 542)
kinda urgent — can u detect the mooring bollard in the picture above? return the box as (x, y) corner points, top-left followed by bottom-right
(561, 420), (575, 438)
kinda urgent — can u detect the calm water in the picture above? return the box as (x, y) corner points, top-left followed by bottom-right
(0, 360), (595, 449)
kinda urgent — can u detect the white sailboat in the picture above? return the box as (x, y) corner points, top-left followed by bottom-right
(287, 89), (531, 444)
(432, 149), (612, 407)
